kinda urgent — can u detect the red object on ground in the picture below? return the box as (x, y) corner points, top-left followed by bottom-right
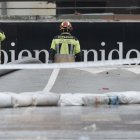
(102, 88), (109, 90)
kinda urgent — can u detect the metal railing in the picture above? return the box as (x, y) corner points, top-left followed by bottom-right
(0, 7), (139, 10)
(0, 7), (140, 13)
(0, 0), (140, 16)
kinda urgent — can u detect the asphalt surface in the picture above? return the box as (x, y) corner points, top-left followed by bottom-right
(51, 68), (140, 93)
(0, 65), (140, 139)
(0, 69), (52, 93)
(1, 67), (140, 93)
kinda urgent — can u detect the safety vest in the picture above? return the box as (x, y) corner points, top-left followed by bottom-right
(50, 33), (81, 63)
(0, 32), (6, 42)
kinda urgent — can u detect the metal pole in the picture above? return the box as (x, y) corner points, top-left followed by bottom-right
(74, 0), (77, 13)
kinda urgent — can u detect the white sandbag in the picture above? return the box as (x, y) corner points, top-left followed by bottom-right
(119, 91), (140, 104)
(59, 93), (120, 106)
(20, 91), (43, 95)
(58, 93), (96, 106)
(106, 91), (140, 104)
(11, 94), (33, 107)
(0, 92), (12, 107)
(33, 93), (60, 106)
(82, 95), (109, 106)
(116, 94), (129, 104)
(58, 93), (84, 106)
(108, 96), (119, 105)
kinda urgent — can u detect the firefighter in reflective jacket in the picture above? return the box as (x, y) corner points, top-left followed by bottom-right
(0, 29), (6, 63)
(49, 21), (82, 63)
(0, 29), (6, 42)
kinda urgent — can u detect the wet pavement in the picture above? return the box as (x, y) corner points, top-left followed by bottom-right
(0, 105), (140, 140)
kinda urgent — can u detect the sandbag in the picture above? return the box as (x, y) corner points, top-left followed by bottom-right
(108, 96), (119, 105)
(0, 92), (12, 107)
(118, 91), (140, 104)
(33, 93), (60, 106)
(59, 93), (120, 106)
(106, 91), (140, 104)
(20, 91), (38, 96)
(82, 95), (109, 106)
(58, 93), (84, 106)
(11, 94), (33, 107)
(58, 93), (97, 106)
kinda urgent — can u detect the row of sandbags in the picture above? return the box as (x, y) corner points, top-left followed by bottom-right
(59, 93), (118, 106)
(0, 91), (60, 108)
(59, 91), (140, 106)
(1, 91), (140, 108)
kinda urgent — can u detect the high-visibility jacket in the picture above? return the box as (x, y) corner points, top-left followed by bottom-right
(0, 30), (6, 63)
(49, 32), (82, 63)
(0, 31), (6, 42)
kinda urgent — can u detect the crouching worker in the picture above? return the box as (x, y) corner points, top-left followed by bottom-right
(48, 21), (82, 63)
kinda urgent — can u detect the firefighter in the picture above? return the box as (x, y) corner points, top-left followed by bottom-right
(48, 21), (82, 63)
(0, 29), (6, 42)
(0, 29), (6, 63)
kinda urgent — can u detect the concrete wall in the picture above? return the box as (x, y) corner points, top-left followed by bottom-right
(0, 2), (56, 15)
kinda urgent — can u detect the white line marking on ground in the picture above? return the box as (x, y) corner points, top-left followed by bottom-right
(43, 68), (60, 92)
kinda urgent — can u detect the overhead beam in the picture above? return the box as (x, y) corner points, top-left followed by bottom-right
(0, 0), (107, 2)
